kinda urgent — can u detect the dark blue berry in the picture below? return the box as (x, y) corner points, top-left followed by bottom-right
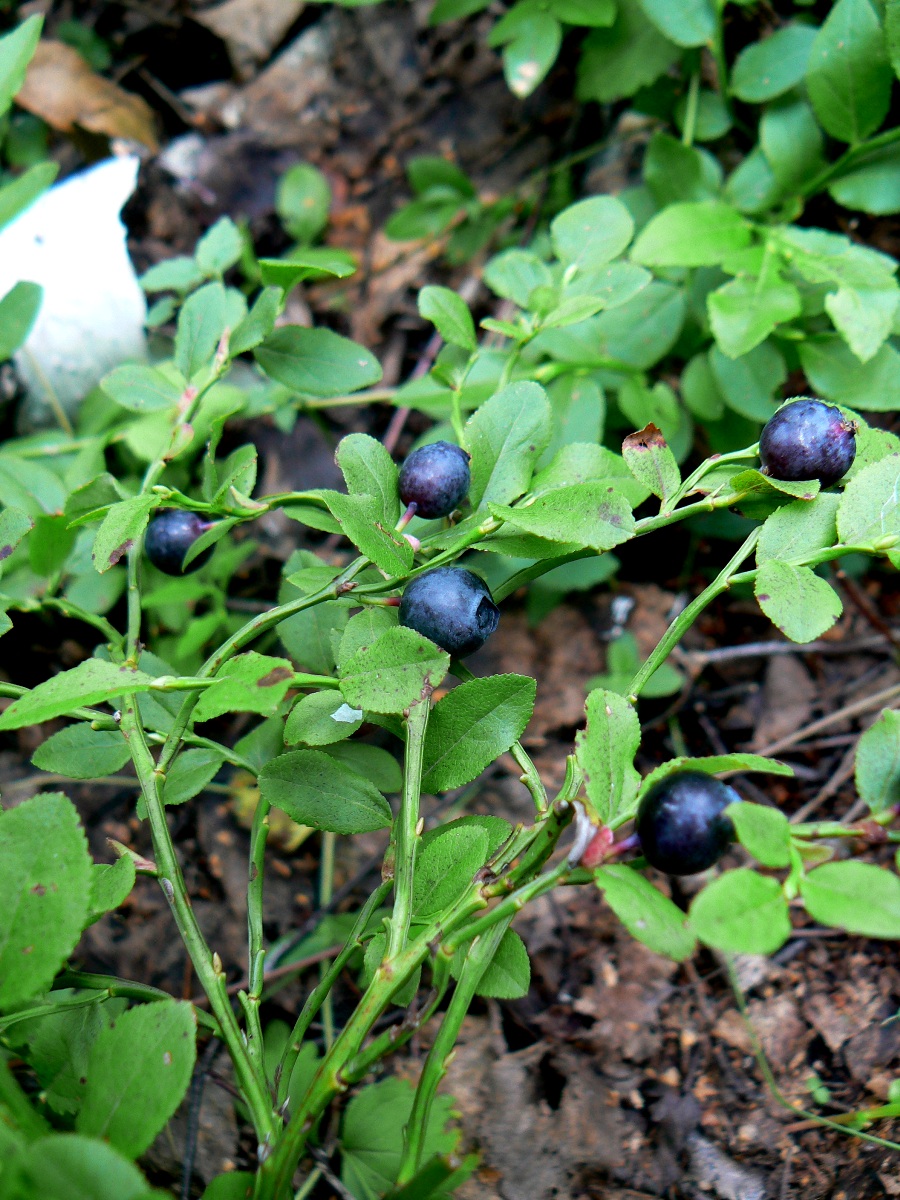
(144, 510), (214, 576)
(759, 398), (856, 489)
(399, 567), (499, 657)
(399, 441), (471, 520)
(635, 770), (740, 876)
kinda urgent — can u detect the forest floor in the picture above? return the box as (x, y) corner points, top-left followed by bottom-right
(1, 1), (899, 1196)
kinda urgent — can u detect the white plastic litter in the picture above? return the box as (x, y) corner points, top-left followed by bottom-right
(0, 154), (147, 427)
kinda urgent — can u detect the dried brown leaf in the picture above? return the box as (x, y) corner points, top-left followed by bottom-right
(16, 41), (158, 151)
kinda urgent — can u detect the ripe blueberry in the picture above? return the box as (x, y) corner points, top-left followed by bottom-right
(759, 397), (856, 489)
(398, 566), (499, 657)
(144, 510), (214, 576)
(635, 770), (740, 876)
(398, 441), (471, 520)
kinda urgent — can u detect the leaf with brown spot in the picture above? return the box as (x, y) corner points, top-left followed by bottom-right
(257, 666), (293, 688)
(622, 422), (681, 503)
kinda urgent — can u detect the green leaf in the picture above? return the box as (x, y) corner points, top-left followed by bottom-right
(87, 855), (136, 925)
(761, 98), (825, 194)
(756, 494), (840, 565)
(76, 1001), (196, 1157)
(254, 327), (382, 397)
(195, 652), (294, 721)
(550, 196), (635, 270)
(0, 160), (58, 233)
(638, 753), (794, 797)
(100, 364), (183, 414)
(777, 224), (899, 364)
(595, 864), (696, 960)
(322, 490), (414, 575)
(14, 1135), (152, 1200)
(32, 724), (131, 779)
(91, 494), (157, 573)
(474, 928), (530, 998)
(0, 659), (156, 730)
(727, 801), (791, 868)
(258, 749), (393, 834)
(490, 482), (635, 551)
(637, 0), (715, 47)
(484, 248), (553, 307)
(0, 505), (33, 567)
(0, 16), (41, 115)
(201, 1173), (256, 1200)
(418, 285), (477, 351)
(689, 870), (791, 954)
(622, 423), (680, 502)
(643, 132), (721, 206)
(412, 824), (489, 916)
(341, 1077), (457, 1200)
(174, 281), (228, 381)
(828, 143), (900, 214)
(731, 22), (819, 102)
(161, 747), (225, 806)
(806, 0), (892, 144)
(549, 0), (615, 25)
(837, 454), (900, 548)
(0, 792), (92, 1008)
(497, 10), (562, 98)
(577, 0), (680, 103)
(631, 202), (750, 268)
(421, 674), (536, 792)
(800, 862), (900, 937)
(337, 608), (399, 670)
(575, 688), (641, 825)
(336, 433), (401, 526)
(407, 156), (475, 198)
(854, 709), (900, 813)
(755, 561), (842, 643)
(708, 272), (802, 359)
(324, 743), (403, 793)
(276, 163), (331, 243)
(258, 249), (356, 289)
(888, 0), (900, 77)
(196, 216), (244, 275)
(464, 381), (552, 509)
(285, 690), (363, 746)
(0, 280), (41, 359)
(140, 257), (204, 294)
(339, 626), (449, 714)
(230, 287), (282, 356)
(709, 341), (786, 421)
(798, 335), (900, 410)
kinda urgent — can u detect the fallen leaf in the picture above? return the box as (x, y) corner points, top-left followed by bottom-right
(16, 41), (158, 151)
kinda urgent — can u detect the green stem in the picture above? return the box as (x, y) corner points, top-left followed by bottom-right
(445, 858), (570, 952)
(52, 971), (221, 1034)
(682, 71), (700, 147)
(711, 0), (732, 119)
(318, 831), (337, 1051)
(802, 124), (900, 199)
(628, 528), (761, 703)
(387, 696), (432, 960)
(119, 700), (275, 1144)
(244, 793), (270, 1080)
(396, 921), (510, 1185)
(275, 880), (392, 1108)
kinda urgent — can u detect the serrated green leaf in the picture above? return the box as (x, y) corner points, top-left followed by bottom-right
(576, 688), (641, 825)
(490, 482), (635, 552)
(412, 824), (489, 917)
(622, 422), (680, 502)
(100, 364), (183, 414)
(755, 561), (842, 643)
(577, 0), (680, 104)
(855, 709), (900, 813)
(550, 196), (635, 270)
(731, 23), (818, 102)
(837, 454), (900, 548)
(258, 749), (393, 834)
(806, 0), (892, 144)
(464, 381), (552, 510)
(87, 856), (136, 925)
(0, 280), (42, 360)
(323, 490), (414, 575)
(174, 281), (228, 381)
(336, 433), (401, 526)
(637, 0), (714, 47)
(756, 494), (840, 565)
(254, 326), (381, 397)
(421, 674), (535, 792)
(637, 753), (794, 798)
(0, 660), (156, 730)
(340, 626), (449, 714)
(31, 724), (130, 779)
(91, 495), (157, 572)
(0, 793), (92, 1008)
(595, 864), (696, 960)
(689, 870), (791, 954)
(418, 285), (477, 350)
(800, 861), (900, 937)
(728, 801), (791, 868)
(285, 690), (362, 746)
(631, 202), (750, 269)
(76, 1001), (196, 1157)
(14, 1135), (152, 1200)
(708, 273), (802, 359)
(195, 652), (294, 721)
(474, 928), (530, 998)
